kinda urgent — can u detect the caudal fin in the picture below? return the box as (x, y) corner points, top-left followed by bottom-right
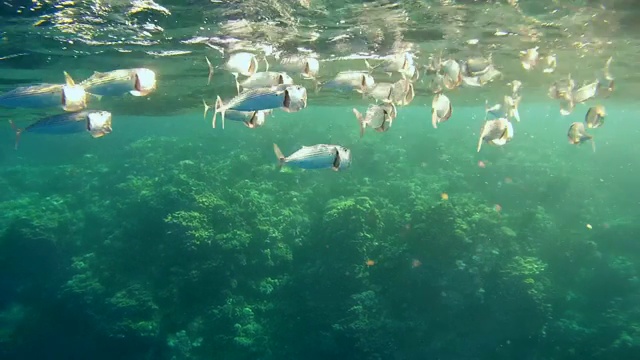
(273, 143), (286, 169)
(352, 108), (365, 138)
(202, 99), (211, 120)
(205, 56), (214, 85)
(9, 120), (23, 150)
(212, 96), (225, 129)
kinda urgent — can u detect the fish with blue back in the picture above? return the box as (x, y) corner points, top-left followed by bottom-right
(273, 143), (351, 171)
(8, 110), (112, 149)
(0, 72), (87, 111)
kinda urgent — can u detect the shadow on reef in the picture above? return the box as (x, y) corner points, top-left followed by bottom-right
(0, 136), (639, 360)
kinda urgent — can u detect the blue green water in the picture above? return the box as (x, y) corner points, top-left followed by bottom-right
(2, 104), (640, 359)
(3, 0), (640, 359)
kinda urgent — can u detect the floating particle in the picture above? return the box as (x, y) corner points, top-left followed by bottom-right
(478, 160), (486, 168)
(365, 259), (375, 266)
(441, 193), (449, 201)
(411, 259), (422, 268)
(494, 204), (502, 213)
(586, 224), (593, 230)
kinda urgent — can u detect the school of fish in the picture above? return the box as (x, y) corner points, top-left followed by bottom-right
(1, 46), (614, 168)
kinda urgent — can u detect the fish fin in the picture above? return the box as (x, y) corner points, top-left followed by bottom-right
(213, 96), (225, 129)
(63, 71), (76, 86)
(431, 108), (439, 129)
(9, 120), (23, 150)
(234, 75), (241, 95)
(89, 93), (103, 101)
(476, 124), (486, 153)
(202, 99), (211, 120)
(352, 108), (365, 138)
(263, 56), (270, 72)
(364, 59), (374, 73)
(205, 56), (214, 85)
(314, 81), (323, 95)
(273, 143), (285, 170)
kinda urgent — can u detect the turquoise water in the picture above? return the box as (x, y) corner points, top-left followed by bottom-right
(3, 0), (640, 359)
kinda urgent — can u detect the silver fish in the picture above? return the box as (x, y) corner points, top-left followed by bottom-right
(366, 79), (414, 105)
(477, 118), (514, 153)
(203, 99), (268, 129)
(321, 71), (375, 94)
(352, 103), (397, 137)
(239, 71), (294, 91)
(207, 52), (267, 93)
(520, 47), (539, 70)
(568, 122), (595, 152)
(212, 84), (307, 129)
(277, 55), (320, 80)
(365, 51), (415, 76)
(273, 143), (351, 171)
(585, 105), (605, 129)
(8, 110), (112, 149)
(504, 95), (521, 122)
(431, 93), (452, 129)
(440, 59), (462, 89)
(0, 72), (87, 112)
(80, 68), (156, 97)
(462, 55), (493, 77)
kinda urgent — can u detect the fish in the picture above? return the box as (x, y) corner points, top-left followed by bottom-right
(508, 80), (522, 97)
(352, 103), (397, 137)
(272, 143), (351, 171)
(461, 55), (493, 77)
(8, 110), (112, 149)
(520, 47), (539, 70)
(504, 95), (521, 122)
(238, 71), (294, 92)
(0, 72), (87, 112)
(212, 84), (307, 129)
(567, 122), (595, 152)
(431, 93), (452, 129)
(202, 99), (268, 129)
(207, 52), (266, 94)
(477, 118), (514, 153)
(320, 71), (375, 94)
(543, 54), (557, 73)
(365, 51), (415, 76)
(597, 57), (614, 98)
(80, 68), (156, 97)
(440, 59), (462, 89)
(366, 79), (414, 105)
(585, 105), (605, 129)
(277, 55), (320, 80)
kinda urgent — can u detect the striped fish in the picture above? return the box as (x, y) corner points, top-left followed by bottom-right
(0, 72), (87, 112)
(9, 110), (112, 149)
(203, 99), (268, 128)
(273, 143), (351, 171)
(477, 118), (513, 153)
(80, 68), (156, 97)
(212, 84), (307, 129)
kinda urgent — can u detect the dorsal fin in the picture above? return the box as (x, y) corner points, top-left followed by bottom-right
(64, 71), (76, 86)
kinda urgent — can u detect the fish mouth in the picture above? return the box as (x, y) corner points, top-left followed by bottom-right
(332, 148), (341, 170)
(277, 74), (284, 85)
(248, 57), (257, 75)
(283, 89), (291, 108)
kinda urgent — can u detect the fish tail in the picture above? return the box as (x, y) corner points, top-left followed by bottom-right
(431, 108), (439, 129)
(9, 120), (23, 150)
(202, 99), (211, 120)
(205, 56), (214, 85)
(273, 143), (285, 169)
(213, 96), (225, 129)
(364, 59), (373, 73)
(233, 74), (241, 95)
(352, 108), (365, 138)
